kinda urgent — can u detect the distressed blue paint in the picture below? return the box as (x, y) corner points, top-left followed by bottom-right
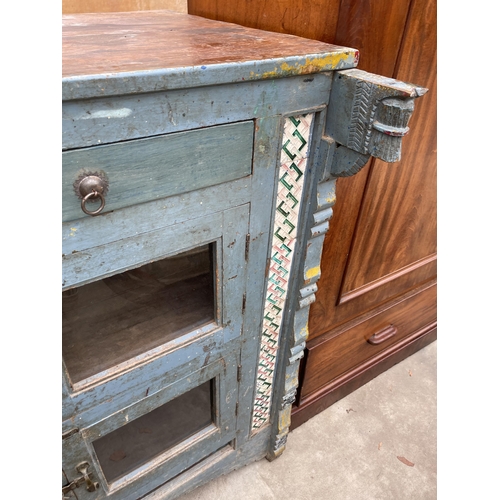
(62, 54), (358, 101)
(62, 121), (254, 222)
(62, 75), (332, 150)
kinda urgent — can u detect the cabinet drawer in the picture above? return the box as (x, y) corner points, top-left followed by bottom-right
(300, 285), (436, 399)
(62, 121), (254, 222)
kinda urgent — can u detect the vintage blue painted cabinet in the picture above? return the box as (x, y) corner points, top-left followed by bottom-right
(62, 10), (426, 499)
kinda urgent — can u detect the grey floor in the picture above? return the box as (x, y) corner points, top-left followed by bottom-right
(180, 340), (437, 500)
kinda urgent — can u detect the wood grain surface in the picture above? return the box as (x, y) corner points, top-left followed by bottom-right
(188, 0), (435, 339)
(301, 284), (436, 400)
(188, 0), (342, 43)
(300, 0), (437, 418)
(308, 0), (437, 338)
(338, 0), (437, 290)
(63, 0), (188, 14)
(334, 0), (412, 76)
(62, 10), (354, 78)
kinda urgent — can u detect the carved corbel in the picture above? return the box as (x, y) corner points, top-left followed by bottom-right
(324, 68), (428, 177)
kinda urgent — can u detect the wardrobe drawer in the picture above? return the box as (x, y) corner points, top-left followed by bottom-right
(62, 121), (254, 222)
(301, 284), (436, 399)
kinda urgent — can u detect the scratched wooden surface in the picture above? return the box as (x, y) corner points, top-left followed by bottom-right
(62, 10), (355, 78)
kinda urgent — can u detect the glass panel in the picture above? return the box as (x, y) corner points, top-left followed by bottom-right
(92, 380), (213, 483)
(63, 244), (215, 383)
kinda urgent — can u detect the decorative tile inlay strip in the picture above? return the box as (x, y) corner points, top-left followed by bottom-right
(252, 113), (313, 430)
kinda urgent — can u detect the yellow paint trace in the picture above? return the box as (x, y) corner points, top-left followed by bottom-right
(278, 406), (292, 432)
(305, 266), (321, 280)
(301, 324), (309, 340)
(250, 51), (356, 80)
(326, 192), (337, 204)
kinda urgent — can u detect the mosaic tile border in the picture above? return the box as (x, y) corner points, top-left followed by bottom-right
(252, 114), (314, 430)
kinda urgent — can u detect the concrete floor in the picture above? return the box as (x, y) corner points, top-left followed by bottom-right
(180, 341), (437, 500)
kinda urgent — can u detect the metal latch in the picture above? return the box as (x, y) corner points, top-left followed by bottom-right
(62, 462), (99, 495)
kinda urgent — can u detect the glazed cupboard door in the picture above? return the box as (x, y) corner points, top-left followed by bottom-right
(62, 354), (239, 499)
(62, 203), (249, 499)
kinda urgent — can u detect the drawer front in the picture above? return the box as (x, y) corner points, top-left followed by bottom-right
(300, 285), (436, 399)
(62, 121), (254, 222)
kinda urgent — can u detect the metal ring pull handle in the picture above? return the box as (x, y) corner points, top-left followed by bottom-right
(73, 171), (109, 217)
(81, 190), (105, 215)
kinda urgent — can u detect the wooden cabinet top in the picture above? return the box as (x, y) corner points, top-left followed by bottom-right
(62, 10), (358, 99)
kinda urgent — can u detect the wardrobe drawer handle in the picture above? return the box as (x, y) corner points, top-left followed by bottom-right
(367, 324), (397, 345)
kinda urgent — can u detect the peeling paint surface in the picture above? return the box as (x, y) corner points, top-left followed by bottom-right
(301, 325), (309, 340)
(305, 266), (321, 280)
(325, 192), (337, 204)
(77, 108), (133, 120)
(251, 52), (357, 80)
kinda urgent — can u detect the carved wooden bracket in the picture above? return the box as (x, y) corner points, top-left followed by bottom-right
(324, 68), (428, 177)
(268, 69), (428, 461)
